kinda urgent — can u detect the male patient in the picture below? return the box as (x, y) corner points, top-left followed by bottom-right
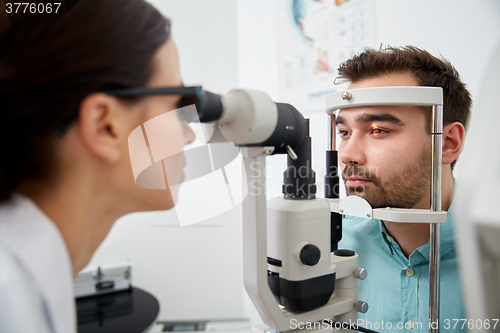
(336, 46), (471, 332)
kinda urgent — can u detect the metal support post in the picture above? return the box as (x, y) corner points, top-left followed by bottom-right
(429, 105), (443, 332)
(327, 114), (334, 151)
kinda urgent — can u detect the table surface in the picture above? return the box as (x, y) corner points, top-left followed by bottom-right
(76, 287), (159, 333)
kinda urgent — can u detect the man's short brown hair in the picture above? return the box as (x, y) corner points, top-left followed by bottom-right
(337, 46), (472, 170)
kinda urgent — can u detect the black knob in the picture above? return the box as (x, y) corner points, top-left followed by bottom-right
(300, 244), (321, 266)
(333, 249), (355, 257)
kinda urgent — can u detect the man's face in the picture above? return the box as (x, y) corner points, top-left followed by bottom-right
(337, 71), (432, 209)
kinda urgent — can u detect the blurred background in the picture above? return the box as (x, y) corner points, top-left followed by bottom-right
(90, 0), (500, 329)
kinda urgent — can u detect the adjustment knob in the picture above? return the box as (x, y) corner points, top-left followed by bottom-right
(355, 301), (369, 313)
(354, 267), (367, 280)
(300, 244), (321, 266)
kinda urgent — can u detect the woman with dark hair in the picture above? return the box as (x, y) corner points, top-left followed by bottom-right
(0, 1), (195, 332)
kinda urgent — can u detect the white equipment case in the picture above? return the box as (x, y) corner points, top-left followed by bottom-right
(74, 248), (133, 298)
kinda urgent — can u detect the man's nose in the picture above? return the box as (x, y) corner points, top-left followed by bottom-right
(339, 134), (366, 166)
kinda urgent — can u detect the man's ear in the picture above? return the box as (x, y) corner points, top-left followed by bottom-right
(77, 93), (128, 164)
(442, 121), (466, 166)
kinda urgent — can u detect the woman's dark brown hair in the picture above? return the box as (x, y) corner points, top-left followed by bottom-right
(0, 0), (170, 202)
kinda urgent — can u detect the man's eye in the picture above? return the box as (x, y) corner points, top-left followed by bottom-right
(337, 130), (350, 138)
(371, 128), (389, 136)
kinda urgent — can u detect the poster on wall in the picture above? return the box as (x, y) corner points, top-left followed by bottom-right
(277, 0), (376, 112)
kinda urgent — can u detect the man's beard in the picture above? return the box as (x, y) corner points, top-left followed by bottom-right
(342, 143), (432, 209)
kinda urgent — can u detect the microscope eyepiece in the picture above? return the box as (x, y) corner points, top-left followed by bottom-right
(177, 90), (224, 123)
(197, 91), (224, 123)
(189, 88), (307, 153)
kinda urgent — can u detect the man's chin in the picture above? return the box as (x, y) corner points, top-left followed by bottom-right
(346, 186), (369, 197)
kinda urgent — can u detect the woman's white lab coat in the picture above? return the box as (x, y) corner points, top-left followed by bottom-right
(0, 194), (76, 333)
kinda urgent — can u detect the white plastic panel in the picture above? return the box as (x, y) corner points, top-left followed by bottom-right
(339, 195), (372, 219)
(373, 207), (447, 223)
(325, 86), (443, 114)
(328, 198), (447, 223)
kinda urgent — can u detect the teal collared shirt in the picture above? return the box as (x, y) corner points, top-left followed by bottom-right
(339, 204), (465, 332)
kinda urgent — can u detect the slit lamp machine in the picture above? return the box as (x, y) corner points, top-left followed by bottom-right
(179, 85), (446, 333)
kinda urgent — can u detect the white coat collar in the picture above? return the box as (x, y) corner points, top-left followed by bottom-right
(0, 193), (76, 333)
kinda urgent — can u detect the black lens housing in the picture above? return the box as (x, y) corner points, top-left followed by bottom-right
(239, 102), (307, 153)
(195, 91), (224, 123)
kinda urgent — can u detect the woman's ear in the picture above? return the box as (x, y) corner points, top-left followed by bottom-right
(77, 93), (128, 164)
(442, 121), (466, 166)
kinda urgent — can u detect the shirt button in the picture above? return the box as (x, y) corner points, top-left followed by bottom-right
(406, 268), (414, 276)
(405, 320), (414, 329)
(386, 235), (392, 242)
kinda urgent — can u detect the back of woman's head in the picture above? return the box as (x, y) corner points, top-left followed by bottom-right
(0, 0), (170, 202)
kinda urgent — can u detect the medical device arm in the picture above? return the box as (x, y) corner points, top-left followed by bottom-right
(196, 88), (365, 332)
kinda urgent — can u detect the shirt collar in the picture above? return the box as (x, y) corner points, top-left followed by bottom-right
(379, 222), (395, 255)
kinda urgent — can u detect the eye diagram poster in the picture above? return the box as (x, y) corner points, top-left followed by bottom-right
(278, 0), (375, 111)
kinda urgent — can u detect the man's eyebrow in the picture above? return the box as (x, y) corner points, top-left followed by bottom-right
(356, 113), (404, 126)
(335, 115), (345, 126)
(335, 113), (404, 127)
